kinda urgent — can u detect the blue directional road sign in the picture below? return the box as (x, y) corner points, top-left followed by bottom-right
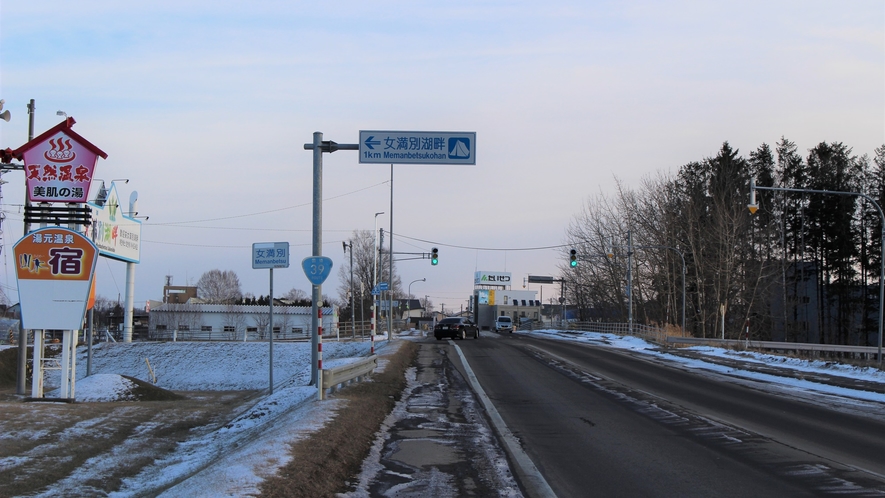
(359, 130), (476, 165)
(371, 282), (389, 295)
(302, 256), (333, 286)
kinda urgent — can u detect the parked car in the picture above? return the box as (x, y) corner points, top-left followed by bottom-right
(434, 317), (479, 340)
(495, 316), (514, 333)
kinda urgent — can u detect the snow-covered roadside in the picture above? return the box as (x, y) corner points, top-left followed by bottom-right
(522, 329), (885, 403)
(14, 338), (391, 497)
(6, 328), (883, 497)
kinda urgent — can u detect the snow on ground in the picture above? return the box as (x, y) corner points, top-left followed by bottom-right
(523, 329), (885, 403)
(6, 329), (884, 496)
(20, 337), (390, 498)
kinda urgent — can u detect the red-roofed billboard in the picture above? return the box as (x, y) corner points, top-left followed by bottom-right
(12, 118), (107, 203)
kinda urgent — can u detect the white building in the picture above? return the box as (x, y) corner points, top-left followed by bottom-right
(149, 303), (338, 341)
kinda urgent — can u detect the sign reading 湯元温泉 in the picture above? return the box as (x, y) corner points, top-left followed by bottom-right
(359, 130), (476, 165)
(253, 242), (290, 269)
(13, 227), (99, 330)
(12, 118), (107, 203)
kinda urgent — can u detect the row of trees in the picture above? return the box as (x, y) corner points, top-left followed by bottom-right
(194, 269), (327, 306)
(561, 140), (885, 345)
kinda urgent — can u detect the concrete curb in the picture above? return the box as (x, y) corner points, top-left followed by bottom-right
(452, 342), (557, 498)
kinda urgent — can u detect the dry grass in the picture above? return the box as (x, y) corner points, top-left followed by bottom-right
(662, 323), (684, 338)
(258, 340), (418, 498)
(0, 389), (255, 497)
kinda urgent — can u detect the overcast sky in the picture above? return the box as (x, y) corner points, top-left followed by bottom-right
(1, 1), (883, 313)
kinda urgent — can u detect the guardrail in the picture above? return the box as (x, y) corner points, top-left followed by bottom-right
(561, 321), (669, 345)
(666, 336), (882, 361)
(322, 355), (378, 394)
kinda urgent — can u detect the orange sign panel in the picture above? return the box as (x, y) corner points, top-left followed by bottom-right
(13, 227), (99, 330)
(14, 228), (97, 281)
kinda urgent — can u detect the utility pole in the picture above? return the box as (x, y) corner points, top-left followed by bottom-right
(17, 99), (36, 395)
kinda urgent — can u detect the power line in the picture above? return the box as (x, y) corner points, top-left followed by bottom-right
(392, 232), (570, 252)
(145, 180), (389, 226)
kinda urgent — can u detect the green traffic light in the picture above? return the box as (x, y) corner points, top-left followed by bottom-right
(570, 259), (577, 267)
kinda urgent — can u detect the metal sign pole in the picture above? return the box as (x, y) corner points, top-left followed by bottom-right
(310, 132), (323, 386)
(269, 267), (274, 394)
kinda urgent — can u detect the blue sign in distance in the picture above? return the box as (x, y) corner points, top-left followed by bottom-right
(252, 242), (289, 269)
(302, 256), (333, 286)
(359, 131), (476, 165)
(371, 282), (389, 295)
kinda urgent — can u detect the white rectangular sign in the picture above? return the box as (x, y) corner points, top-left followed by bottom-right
(475, 271), (512, 286)
(253, 242), (289, 269)
(359, 130), (476, 165)
(87, 183), (142, 263)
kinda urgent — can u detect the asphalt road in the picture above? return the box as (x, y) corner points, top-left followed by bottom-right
(455, 332), (885, 497)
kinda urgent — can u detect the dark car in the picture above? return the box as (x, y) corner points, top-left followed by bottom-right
(434, 317), (479, 340)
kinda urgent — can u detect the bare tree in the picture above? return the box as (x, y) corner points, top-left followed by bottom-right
(282, 288), (309, 301)
(197, 270), (242, 304)
(337, 230), (403, 320)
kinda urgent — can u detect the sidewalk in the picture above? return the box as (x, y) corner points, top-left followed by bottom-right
(343, 335), (523, 497)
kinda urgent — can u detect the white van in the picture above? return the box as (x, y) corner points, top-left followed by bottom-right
(495, 316), (513, 333)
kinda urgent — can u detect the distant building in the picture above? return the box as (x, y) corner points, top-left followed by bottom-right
(163, 285), (198, 304)
(148, 303), (339, 341)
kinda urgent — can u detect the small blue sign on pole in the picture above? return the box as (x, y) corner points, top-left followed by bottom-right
(302, 256), (333, 286)
(372, 282), (389, 295)
(252, 242), (289, 269)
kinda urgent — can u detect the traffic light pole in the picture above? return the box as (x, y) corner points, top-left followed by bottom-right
(749, 179), (884, 366)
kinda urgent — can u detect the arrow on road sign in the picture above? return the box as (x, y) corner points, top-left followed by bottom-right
(364, 136), (381, 150)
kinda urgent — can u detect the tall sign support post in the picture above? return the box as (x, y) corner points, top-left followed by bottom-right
(253, 242), (289, 394)
(9, 117), (106, 399)
(359, 130), (476, 336)
(302, 130), (476, 394)
(302, 256), (332, 399)
(303, 132), (357, 392)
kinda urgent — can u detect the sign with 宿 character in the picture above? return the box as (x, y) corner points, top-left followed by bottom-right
(13, 227), (99, 330)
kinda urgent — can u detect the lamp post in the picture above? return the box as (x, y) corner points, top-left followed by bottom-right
(749, 177), (884, 366)
(408, 278), (426, 321)
(343, 240), (355, 339)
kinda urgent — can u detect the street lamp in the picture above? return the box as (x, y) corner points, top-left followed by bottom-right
(749, 177), (884, 366)
(408, 278), (426, 321)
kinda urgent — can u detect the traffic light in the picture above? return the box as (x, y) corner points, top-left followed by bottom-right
(569, 249), (578, 267)
(431, 247), (439, 265)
